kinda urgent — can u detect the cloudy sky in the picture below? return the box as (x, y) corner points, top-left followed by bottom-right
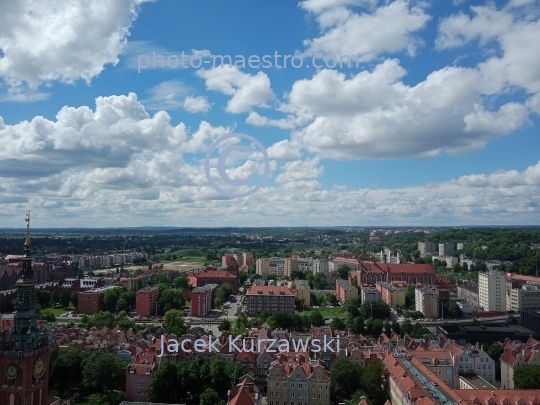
(1, 0), (540, 227)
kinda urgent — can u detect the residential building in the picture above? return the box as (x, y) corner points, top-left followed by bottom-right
(335, 279), (358, 303)
(135, 286), (160, 316)
(188, 260), (239, 292)
(234, 253), (245, 267)
(267, 353), (330, 405)
(294, 280), (311, 307)
(358, 262), (435, 286)
(439, 243), (454, 257)
(361, 286), (380, 302)
(243, 252), (254, 267)
(418, 242), (437, 257)
(125, 363), (155, 402)
(78, 285), (121, 314)
(457, 243), (468, 251)
(507, 283), (540, 312)
(222, 254), (234, 266)
(227, 374), (260, 405)
(313, 259), (329, 274)
(256, 257), (285, 278)
(432, 255), (459, 268)
(457, 282), (479, 307)
(191, 283), (218, 316)
(246, 285), (295, 316)
(376, 282), (406, 308)
(458, 375), (496, 390)
(32, 262), (47, 284)
(500, 336), (540, 389)
(415, 287), (438, 317)
(521, 308), (540, 334)
(479, 270), (506, 312)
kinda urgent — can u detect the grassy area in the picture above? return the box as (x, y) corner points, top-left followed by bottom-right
(170, 249), (206, 264)
(41, 305), (75, 315)
(296, 307), (345, 318)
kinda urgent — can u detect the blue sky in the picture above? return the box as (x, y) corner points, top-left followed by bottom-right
(1, 0), (540, 227)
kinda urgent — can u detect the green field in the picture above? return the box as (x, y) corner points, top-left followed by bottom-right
(296, 307), (345, 318)
(41, 305), (74, 315)
(171, 249), (206, 263)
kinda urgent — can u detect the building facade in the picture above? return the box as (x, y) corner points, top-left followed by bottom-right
(479, 270), (506, 312)
(191, 283), (218, 316)
(135, 286), (160, 316)
(246, 285), (295, 316)
(376, 282), (406, 308)
(294, 280), (311, 307)
(415, 287), (438, 317)
(335, 279), (358, 303)
(438, 243), (454, 257)
(78, 285), (121, 314)
(418, 242), (437, 257)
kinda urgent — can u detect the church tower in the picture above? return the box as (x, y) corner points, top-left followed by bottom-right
(0, 214), (54, 405)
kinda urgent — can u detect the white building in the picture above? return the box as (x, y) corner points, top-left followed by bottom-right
(313, 259), (329, 274)
(415, 287), (438, 317)
(507, 283), (540, 312)
(478, 270), (506, 312)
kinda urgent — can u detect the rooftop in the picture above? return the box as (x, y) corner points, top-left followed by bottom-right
(247, 285), (294, 296)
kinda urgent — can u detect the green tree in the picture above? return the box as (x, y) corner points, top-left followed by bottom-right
(70, 291), (78, 308)
(50, 290), (60, 307)
(405, 284), (416, 308)
(343, 296), (363, 318)
(330, 317), (346, 331)
(209, 356), (230, 397)
(81, 351), (126, 393)
(200, 388), (225, 405)
(60, 290), (71, 308)
(514, 364), (540, 389)
(391, 321), (400, 336)
(174, 273), (190, 289)
(360, 300), (390, 319)
(238, 271), (248, 284)
(86, 394), (109, 405)
(189, 356), (210, 399)
(50, 347), (83, 392)
(330, 359), (363, 403)
(159, 288), (185, 315)
(488, 343), (504, 380)
(338, 264), (351, 280)
(218, 319), (231, 331)
(163, 309), (188, 336)
(103, 288), (121, 312)
(309, 310), (325, 327)
(361, 359), (389, 405)
(148, 360), (184, 403)
(39, 309), (56, 322)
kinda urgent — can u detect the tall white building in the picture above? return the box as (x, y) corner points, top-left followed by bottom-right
(439, 243), (454, 257)
(313, 259), (329, 274)
(478, 270), (506, 312)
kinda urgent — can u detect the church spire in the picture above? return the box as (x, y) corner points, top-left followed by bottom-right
(18, 212), (35, 285)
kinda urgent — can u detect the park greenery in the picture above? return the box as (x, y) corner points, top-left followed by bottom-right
(147, 355), (250, 404)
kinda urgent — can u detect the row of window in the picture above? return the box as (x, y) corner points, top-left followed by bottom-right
(269, 382), (328, 389)
(268, 392), (329, 399)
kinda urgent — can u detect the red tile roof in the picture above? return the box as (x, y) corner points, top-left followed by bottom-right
(247, 285), (294, 296)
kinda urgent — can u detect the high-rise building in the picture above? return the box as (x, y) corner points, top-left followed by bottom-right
(439, 243), (454, 257)
(191, 283), (218, 316)
(479, 270), (506, 312)
(415, 287), (439, 317)
(418, 242), (437, 257)
(135, 286), (160, 316)
(313, 259), (329, 274)
(0, 215), (56, 405)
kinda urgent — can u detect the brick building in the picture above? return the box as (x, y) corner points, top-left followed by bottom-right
(358, 262), (435, 287)
(125, 363), (156, 402)
(135, 286), (160, 316)
(246, 285), (295, 316)
(191, 284), (218, 316)
(188, 260), (239, 292)
(376, 282), (406, 308)
(335, 279), (358, 303)
(78, 285), (121, 314)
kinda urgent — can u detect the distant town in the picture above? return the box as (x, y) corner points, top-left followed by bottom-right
(2, 224), (540, 405)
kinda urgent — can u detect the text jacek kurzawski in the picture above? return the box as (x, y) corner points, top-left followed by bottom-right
(158, 335), (344, 356)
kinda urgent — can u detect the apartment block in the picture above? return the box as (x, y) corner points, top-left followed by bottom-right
(415, 287), (438, 317)
(418, 242), (437, 257)
(479, 270), (506, 312)
(244, 252), (254, 267)
(191, 283), (218, 316)
(267, 353), (330, 405)
(361, 286), (380, 302)
(246, 285), (295, 316)
(376, 282), (406, 308)
(335, 279), (358, 303)
(125, 363), (156, 402)
(457, 243), (468, 250)
(313, 259), (329, 274)
(256, 257), (286, 278)
(135, 286), (160, 316)
(294, 279), (311, 307)
(500, 336), (540, 389)
(78, 285), (121, 314)
(457, 282), (479, 307)
(507, 283), (540, 312)
(439, 243), (454, 257)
